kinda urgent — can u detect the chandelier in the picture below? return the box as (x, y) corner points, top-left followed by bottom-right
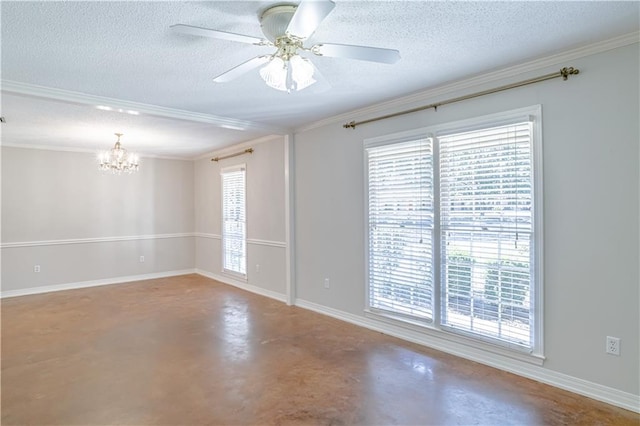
(98, 133), (139, 174)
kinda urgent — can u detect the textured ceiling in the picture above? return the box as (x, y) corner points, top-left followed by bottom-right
(1, 1), (639, 158)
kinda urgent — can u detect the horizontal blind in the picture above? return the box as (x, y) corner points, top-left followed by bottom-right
(439, 122), (533, 348)
(222, 167), (246, 275)
(367, 138), (434, 321)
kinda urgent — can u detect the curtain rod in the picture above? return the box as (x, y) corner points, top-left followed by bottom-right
(343, 66), (580, 130)
(211, 148), (254, 162)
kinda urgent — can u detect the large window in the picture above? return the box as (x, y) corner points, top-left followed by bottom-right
(221, 165), (247, 276)
(365, 107), (542, 355)
(368, 138), (434, 321)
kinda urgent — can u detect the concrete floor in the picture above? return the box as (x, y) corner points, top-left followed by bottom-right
(2, 274), (638, 425)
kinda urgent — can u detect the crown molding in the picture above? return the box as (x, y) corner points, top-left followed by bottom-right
(2, 133), (286, 161)
(0, 142), (192, 161)
(0, 143), (103, 155)
(194, 134), (285, 161)
(1, 80), (285, 134)
(296, 31), (640, 133)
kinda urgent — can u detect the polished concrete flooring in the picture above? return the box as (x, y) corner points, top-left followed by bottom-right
(2, 274), (638, 425)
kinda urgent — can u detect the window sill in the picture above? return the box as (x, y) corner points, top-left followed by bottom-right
(364, 309), (545, 366)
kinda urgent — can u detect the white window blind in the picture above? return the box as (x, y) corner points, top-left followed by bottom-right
(222, 166), (246, 276)
(367, 138), (434, 321)
(365, 107), (541, 355)
(439, 121), (534, 348)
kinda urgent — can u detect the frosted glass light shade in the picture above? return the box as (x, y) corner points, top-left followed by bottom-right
(259, 55), (316, 92)
(259, 57), (288, 91)
(290, 55), (316, 91)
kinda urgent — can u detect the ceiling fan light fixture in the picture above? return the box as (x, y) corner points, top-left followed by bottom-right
(260, 4), (297, 43)
(290, 55), (316, 91)
(260, 55), (316, 93)
(172, 0), (399, 91)
(260, 57), (288, 91)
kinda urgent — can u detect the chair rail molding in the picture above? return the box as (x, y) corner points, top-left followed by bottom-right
(1, 233), (195, 249)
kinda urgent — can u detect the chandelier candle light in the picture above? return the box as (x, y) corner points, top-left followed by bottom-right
(98, 133), (140, 174)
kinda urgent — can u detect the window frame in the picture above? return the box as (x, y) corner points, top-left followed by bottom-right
(364, 105), (544, 360)
(221, 164), (248, 280)
(365, 134), (436, 325)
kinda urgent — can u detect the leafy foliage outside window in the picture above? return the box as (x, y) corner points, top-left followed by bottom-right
(446, 252), (473, 316)
(484, 260), (530, 323)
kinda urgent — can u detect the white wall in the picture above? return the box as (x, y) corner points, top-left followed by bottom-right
(293, 43), (639, 400)
(1, 147), (195, 292)
(194, 136), (287, 299)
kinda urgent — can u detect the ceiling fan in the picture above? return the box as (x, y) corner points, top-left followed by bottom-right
(170, 0), (400, 93)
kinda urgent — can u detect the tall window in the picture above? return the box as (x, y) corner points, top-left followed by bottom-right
(368, 138), (434, 321)
(221, 165), (246, 276)
(365, 107), (541, 354)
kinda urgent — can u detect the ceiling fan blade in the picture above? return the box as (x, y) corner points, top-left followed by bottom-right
(171, 24), (269, 46)
(312, 43), (400, 64)
(213, 56), (271, 83)
(308, 62), (331, 93)
(286, 0), (335, 40)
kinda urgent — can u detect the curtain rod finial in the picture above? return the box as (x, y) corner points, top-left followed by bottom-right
(560, 67), (579, 80)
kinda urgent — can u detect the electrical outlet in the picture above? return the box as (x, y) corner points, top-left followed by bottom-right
(256, 264), (260, 273)
(323, 278), (330, 289)
(606, 336), (620, 356)
(34, 265), (40, 273)
(139, 256), (145, 263)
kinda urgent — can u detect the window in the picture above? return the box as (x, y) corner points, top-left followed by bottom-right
(365, 107), (542, 355)
(221, 165), (247, 276)
(368, 138), (434, 321)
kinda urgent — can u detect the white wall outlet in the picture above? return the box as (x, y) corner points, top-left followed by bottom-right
(606, 336), (620, 356)
(139, 256), (145, 263)
(34, 265), (40, 273)
(323, 278), (330, 289)
(256, 264), (260, 273)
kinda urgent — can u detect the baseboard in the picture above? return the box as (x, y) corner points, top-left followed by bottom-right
(294, 298), (640, 413)
(195, 269), (287, 303)
(0, 269), (197, 298)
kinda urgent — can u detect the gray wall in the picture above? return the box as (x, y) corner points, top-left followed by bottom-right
(194, 137), (287, 297)
(293, 44), (639, 395)
(1, 148), (195, 291)
(1, 136), (288, 299)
